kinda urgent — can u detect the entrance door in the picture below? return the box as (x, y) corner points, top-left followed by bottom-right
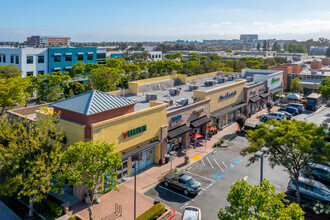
(146, 148), (155, 167)
(138, 151), (147, 171)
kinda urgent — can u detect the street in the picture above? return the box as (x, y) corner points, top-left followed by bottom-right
(144, 136), (290, 220)
(294, 105), (330, 125)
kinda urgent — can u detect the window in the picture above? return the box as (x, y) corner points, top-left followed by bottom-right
(87, 53), (93, 60)
(2, 55), (6, 63)
(27, 56), (33, 64)
(38, 55), (44, 63)
(26, 72), (33, 76)
(38, 70), (44, 75)
(15, 56), (19, 64)
(54, 55), (61, 63)
(77, 53), (84, 61)
(0, 55), (2, 62)
(11, 55), (15, 63)
(178, 179), (186, 185)
(65, 54), (72, 62)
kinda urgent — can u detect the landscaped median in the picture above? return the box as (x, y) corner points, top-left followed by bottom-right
(136, 203), (175, 220)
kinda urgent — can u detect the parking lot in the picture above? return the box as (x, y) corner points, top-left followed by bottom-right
(144, 136), (290, 220)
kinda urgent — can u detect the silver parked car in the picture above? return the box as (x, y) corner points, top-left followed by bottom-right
(287, 177), (330, 203)
(163, 173), (202, 195)
(182, 206), (201, 220)
(262, 112), (286, 121)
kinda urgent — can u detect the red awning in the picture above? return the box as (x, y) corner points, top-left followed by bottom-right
(191, 133), (203, 139)
(208, 126), (217, 131)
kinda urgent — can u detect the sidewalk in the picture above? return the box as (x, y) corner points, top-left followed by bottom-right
(67, 106), (277, 220)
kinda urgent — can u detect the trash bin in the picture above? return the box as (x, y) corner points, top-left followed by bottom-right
(184, 155), (190, 164)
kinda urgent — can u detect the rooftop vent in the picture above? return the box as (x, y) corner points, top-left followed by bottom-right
(247, 76), (254, 82)
(189, 85), (199, 90)
(176, 98), (189, 106)
(204, 80), (216, 86)
(146, 94), (157, 101)
(169, 88), (180, 96)
(163, 99), (174, 106)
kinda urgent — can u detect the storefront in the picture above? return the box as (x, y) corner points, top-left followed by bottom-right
(193, 80), (246, 130)
(164, 99), (211, 153)
(244, 81), (268, 115)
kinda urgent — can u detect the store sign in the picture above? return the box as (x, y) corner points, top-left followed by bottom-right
(170, 115), (183, 126)
(194, 107), (205, 114)
(271, 77), (280, 84)
(123, 125), (147, 139)
(220, 91), (236, 100)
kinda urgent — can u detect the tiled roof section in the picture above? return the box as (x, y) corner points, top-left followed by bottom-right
(50, 90), (136, 115)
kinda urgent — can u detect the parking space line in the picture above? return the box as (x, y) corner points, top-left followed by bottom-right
(222, 161), (228, 169)
(198, 161), (225, 173)
(213, 159), (224, 172)
(184, 170), (216, 182)
(200, 158), (205, 166)
(158, 186), (192, 200)
(206, 157), (214, 169)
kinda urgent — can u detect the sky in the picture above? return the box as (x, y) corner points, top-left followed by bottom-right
(1, 0), (330, 42)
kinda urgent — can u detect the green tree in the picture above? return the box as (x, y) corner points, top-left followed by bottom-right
(318, 77), (330, 99)
(165, 52), (183, 60)
(288, 42), (298, 53)
(272, 41), (281, 52)
(0, 65), (29, 115)
(85, 63), (103, 75)
(290, 77), (302, 94)
(218, 179), (304, 219)
(181, 60), (204, 76)
(133, 58), (148, 71)
(88, 67), (121, 92)
(188, 52), (201, 62)
(0, 114), (66, 217)
(58, 141), (122, 220)
(123, 63), (140, 80)
(257, 42), (260, 51)
(106, 58), (124, 70)
(69, 62), (86, 78)
(241, 120), (329, 204)
(64, 82), (86, 98)
(296, 45), (307, 53)
(325, 47), (330, 57)
(35, 71), (70, 103)
(209, 54), (222, 61)
(262, 40), (268, 51)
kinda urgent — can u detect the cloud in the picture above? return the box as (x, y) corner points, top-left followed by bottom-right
(1, 19), (330, 42)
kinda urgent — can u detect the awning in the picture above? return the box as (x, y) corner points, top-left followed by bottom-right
(190, 116), (211, 128)
(208, 126), (217, 131)
(191, 133), (203, 139)
(168, 125), (191, 139)
(65, 53), (72, 55)
(270, 87), (282, 94)
(122, 140), (160, 161)
(249, 96), (261, 103)
(211, 102), (247, 118)
(260, 93), (269, 98)
(77, 52), (84, 55)
(53, 67), (61, 71)
(87, 52), (94, 54)
(54, 53), (61, 56)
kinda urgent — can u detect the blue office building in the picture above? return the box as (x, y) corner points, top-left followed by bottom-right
(48, 47), (97, 73)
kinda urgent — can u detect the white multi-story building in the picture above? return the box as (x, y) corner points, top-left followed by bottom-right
(0, 47), (48, 77)
(148, 51), (162, 61)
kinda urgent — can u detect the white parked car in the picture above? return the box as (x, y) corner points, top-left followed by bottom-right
(182, 206), (201, 220)
(262, 112), (286, 121)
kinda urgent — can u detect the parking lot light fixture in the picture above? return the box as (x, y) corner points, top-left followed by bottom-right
(254, 149), (266, 186)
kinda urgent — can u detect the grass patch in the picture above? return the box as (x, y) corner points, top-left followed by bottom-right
(136, 203), (165, 220)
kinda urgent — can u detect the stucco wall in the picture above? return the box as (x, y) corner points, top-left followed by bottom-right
(244, 81), (268, 102)
(90, 103), (167, 154)
(193, 80), (246, 114)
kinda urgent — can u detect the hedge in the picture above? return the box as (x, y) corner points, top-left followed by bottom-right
(136, 203), (165, 220)
(45, 198), (62, 217)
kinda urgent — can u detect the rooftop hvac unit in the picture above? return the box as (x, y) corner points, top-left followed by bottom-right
(176, 98), (189, 106)
(311, 71), (317, 74)
(204, 80), (216, 86)
(163, 99), (174, 106)
(189, 85), (199, 90)
(175, 88), (180, 95)
(169, 88), (176, 96)
(146, 94), (157, 101)
(227, 75), (234, 81)
(247, 76), (254, 82)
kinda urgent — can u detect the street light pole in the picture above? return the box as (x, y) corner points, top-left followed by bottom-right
(254, 147), (269, 186)
(133, 162), (137, 219)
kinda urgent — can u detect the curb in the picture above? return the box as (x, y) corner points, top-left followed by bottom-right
(167, 208), (176, 220)
(305, 212), (328, 220)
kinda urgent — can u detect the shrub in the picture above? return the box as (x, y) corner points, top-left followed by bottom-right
(136, 203), (165, 220)
(45, 198), (62, 217)
(220, 139), (225, 144)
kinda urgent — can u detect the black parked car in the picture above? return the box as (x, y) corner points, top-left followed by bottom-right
(278, 106), (299, 115)
(287, 103), (304, 113)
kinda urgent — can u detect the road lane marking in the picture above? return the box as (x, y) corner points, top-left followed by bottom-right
(213, 159), (224, 172)
(184, 170), (216, 182)
(206, 157), (214, 169)
(243, 176), (248, 181)
(159, 186), (192, 200)
(222, 161), (228, 169)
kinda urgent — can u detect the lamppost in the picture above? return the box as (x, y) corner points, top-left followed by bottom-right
(132, 161), (137, 219)
(254, 147), (269, 186)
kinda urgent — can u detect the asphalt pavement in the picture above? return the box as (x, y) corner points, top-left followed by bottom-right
(294, 105), (330, 125)
(144, 136), (290, 220)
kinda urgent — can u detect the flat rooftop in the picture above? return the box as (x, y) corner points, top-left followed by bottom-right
(124, 75), (242, 112)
